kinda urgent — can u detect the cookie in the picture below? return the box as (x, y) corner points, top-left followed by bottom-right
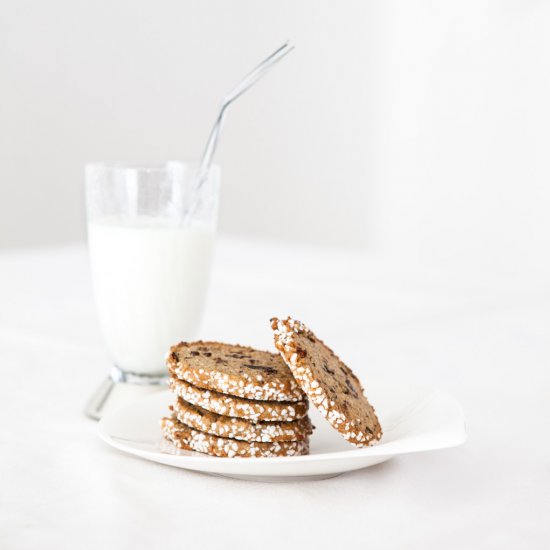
(172, 397), (313, 443)
(161, 416), (310, 458)
(168, 376), (309, 422)
(271, 317), (382, 447)
(167, 341), (304, 402)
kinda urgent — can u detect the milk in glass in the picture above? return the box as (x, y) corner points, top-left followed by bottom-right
(88, 217), (214, 374)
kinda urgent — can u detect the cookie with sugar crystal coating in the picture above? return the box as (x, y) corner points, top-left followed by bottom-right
(271, 317), (382, 447)
(168, 376), (309, 422)
(161, 416), (310, 458)
(167, 341), (304, 402)
(172, 397), (313, 442)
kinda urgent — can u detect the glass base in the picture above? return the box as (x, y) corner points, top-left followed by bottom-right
(85, 366), (168, 420)
(109, 365), (167, 385)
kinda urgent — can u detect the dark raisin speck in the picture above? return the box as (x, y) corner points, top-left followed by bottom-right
(322, 363), (336, 375)
(244, 364), (277, 374)
(345, 377), (359, 397)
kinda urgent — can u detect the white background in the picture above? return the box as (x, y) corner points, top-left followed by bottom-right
(2, 0), (550, 278)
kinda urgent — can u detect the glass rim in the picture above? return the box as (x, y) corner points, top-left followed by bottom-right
(85, 161), (220, 174)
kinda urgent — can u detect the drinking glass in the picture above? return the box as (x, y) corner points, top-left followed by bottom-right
(84, 161), (219, 418)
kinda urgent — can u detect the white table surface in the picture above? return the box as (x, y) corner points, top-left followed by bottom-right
(1, 237), (549, 549)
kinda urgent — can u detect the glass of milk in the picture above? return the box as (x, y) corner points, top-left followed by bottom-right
(85, 162), (219, 410)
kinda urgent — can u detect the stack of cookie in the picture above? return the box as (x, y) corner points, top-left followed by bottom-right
(161, 342), (313, 458)
(161, 317), (383, 458)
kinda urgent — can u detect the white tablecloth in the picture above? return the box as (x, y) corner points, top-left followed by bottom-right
(1, 238), (549, 549)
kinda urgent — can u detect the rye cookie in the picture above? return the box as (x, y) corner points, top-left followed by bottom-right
(161, 416), (310, 458)
(172, 397), (313, 443)
(271, 317), (382, 447)
(168, 376), (309, 422)
(167, 341), (304, 402)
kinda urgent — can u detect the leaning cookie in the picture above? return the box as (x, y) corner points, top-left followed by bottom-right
(167, 341), (304, 402)
(172, 397), (313, 443)
(271, 317), (382, 447)
(161, 416), (310, 458)
(168, 376), (309, 422)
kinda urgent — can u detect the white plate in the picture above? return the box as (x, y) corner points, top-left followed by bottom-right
(98, 379), (466, 481)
